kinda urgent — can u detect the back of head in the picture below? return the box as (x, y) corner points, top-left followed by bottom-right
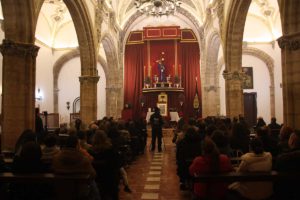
(188, 117), (196, 126)
(44, 133), (58, 147)
(92, 130), (112, 150)
(203, 138), (220, 172)
(203, 138), (220, 156)
(20, 141), (42, 162)
(15, 129), (36, 152)
(280, 125), (293, 141)
(77, 130), (87, 140)
(64, 135), (79, 149)
(288, 130), (300, 149)
(211, 130), (228, 148)
(250, 138), (264, 154)
(185, 127), (198, 140)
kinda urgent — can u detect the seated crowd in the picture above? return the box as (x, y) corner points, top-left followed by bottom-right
(173, 116), (300, 200)
(0, 117), (147, 200)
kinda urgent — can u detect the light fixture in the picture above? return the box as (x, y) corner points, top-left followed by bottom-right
(135, 0), (182, 17)
(35, 88), (43, 101)
(66, 101), (70, 110)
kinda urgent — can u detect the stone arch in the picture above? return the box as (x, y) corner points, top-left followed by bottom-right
(243, 47), (275, 117)
(223, 0), (252, 117)
(202, 30), (221, 116)
(52, 49), (107, 113)
(101, 33), (119, 71)
(35, 0), (97, 75)
(101, 34), (123, 118)
(206, 30), (221, 75)
(217, 47), (275, 118)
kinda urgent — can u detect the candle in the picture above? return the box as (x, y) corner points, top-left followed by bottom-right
(179, 64), (181, 79)
(173, 65), (175, 76)
(144, 66), (146, 78)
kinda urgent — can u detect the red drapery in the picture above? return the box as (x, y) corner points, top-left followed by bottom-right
(124, 44), (145, 119)
(180, 42), (202, 118)
(149, 40), (175, 79)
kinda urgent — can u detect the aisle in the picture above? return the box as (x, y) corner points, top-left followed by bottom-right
(119, 136), (191, 200)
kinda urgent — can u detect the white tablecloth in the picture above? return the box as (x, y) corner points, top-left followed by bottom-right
(146, 111), (154, 123)
(170, 112), (180, 122)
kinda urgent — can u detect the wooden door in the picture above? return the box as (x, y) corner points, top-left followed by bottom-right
(244, 92), (257, 127)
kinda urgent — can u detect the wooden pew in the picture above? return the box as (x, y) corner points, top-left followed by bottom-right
(192, 170), (300, 182)
(0, 172), (90, 200)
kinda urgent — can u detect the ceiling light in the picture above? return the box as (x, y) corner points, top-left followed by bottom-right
(135, 0), (182, 17)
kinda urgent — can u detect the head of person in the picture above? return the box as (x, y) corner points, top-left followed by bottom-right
(288, 130), (300, 149)
(154, 107), (160, 114)
(43, 133), (58, 148)
(211, 130), (228, 149)
(249, 138), (264, 154)
(20, 141), (42, 162)
(64, 135), (79, 149)
(203, 138), (220, 172)
(15, 129), (36, 153)
(271, 117), (277, 124)
(279, 125), (293, 142)
(92, 130), (112, 151)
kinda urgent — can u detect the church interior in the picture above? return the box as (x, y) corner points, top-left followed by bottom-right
(0, 0), (300, 199)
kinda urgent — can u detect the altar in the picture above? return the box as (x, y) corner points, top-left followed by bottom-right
(124, 26), (202, 120)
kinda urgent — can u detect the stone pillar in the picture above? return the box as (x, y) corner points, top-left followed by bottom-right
(223, 70), (245, 118)
(278, 32), (300, 128)
(79, 75), (99, 126)
(106, 86), (122, 119)
(0, 39), (39, 151)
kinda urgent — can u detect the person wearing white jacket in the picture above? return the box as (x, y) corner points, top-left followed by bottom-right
(229, 138), (273, 200)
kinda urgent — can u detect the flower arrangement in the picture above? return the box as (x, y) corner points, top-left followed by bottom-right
(144, 76), (151, 84)
(174, 75), (180, 84)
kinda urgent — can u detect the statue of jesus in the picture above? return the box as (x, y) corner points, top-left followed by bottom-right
(157, 56), (166, 82)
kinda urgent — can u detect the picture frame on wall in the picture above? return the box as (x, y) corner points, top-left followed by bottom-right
(157, 103), (167, 116)
(242, 67), (254, 89)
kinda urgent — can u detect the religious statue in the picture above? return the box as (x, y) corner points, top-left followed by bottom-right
(157, 52), (166, 82)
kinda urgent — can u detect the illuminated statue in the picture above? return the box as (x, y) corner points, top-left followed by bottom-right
(157, 52), (166, 82)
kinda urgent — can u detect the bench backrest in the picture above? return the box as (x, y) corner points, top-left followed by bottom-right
(193, 170), (300, 182)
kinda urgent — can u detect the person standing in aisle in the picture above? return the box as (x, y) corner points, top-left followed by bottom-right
(150, 107), (164, 152)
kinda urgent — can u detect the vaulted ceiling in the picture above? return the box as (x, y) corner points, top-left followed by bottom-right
(0, 0), (281, 49)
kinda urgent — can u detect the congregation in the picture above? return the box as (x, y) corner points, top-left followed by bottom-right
(0, 115), (299, 200)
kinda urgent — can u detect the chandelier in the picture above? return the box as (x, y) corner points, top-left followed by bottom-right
(134, 0), (182, 17)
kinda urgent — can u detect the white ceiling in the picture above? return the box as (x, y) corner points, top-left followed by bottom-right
(31, 0), (282, 49)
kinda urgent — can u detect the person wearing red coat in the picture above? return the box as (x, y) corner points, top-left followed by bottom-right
(189, 138), (233, 200)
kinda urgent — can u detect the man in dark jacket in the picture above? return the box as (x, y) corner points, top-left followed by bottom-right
(150, 107), (164, 152)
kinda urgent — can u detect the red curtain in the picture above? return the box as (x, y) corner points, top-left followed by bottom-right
(180, 43), (202, 118)
(124, 44), (145, 119)
(149, 40), (176, 79)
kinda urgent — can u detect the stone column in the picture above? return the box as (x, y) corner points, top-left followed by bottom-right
(278, 32), (300, 128)
(79, 75), (99, 125)
(106, 86), (122, 119)
(223, 70), (245, 118)
(0, 39), (39, 151)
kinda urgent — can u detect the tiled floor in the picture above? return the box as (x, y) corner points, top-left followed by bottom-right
(119, 136), (191, 200)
